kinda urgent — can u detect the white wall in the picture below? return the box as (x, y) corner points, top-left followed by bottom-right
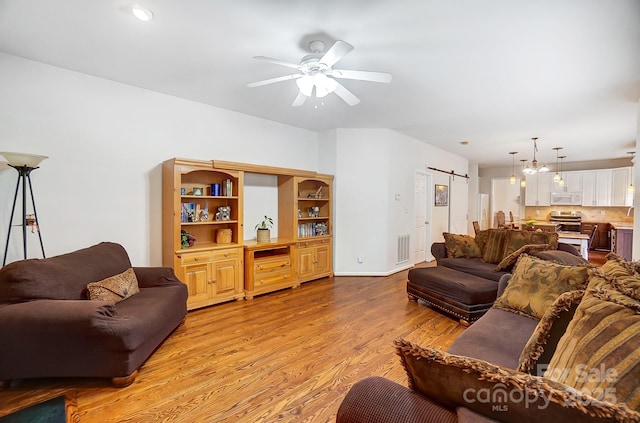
(0, 52), (472, 275)
(332, 129), (468, 276)
(0, 53), (318, 265)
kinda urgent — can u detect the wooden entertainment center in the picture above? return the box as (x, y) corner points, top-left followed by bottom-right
(162, 158), (333, 310)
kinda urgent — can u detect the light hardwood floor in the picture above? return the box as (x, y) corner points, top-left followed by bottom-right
(0, 264), (465, 422)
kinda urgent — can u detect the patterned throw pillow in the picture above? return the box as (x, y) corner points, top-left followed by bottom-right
(493, 254), (589, 319)
(87, 267), (140, 304)
(494, 243), (550, 272)
(544, 288), (640, 411)
(395, 338), (640, 422)
(474, 229), (490, 252)
(443, 232), (482, 258)
(518, 290), (584, 374)
(503, 229), (559, 257)
(481, 229), (509, 264)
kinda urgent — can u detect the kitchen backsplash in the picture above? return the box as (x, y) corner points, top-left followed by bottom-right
(524, 205), (634, 223)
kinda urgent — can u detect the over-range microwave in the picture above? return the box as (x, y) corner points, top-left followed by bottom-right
(550, 192), (582, 205)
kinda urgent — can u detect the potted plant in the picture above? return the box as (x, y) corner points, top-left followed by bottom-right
(255, 215), (274, 243)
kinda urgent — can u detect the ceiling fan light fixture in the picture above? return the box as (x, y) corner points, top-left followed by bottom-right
(131, 4), (153, 21)
(296, 76), (314, 97)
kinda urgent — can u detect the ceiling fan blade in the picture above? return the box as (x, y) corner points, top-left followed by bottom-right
(253, 56), (301, 70)
(292, 92), (307, 107)
(319, 40), (354, 67)
(331, 69), (392, 83)
(246, 74), (302, 88)
(333, 81), (360, 106)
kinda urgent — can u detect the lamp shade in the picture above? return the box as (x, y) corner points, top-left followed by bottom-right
(0, 152), (48, 168)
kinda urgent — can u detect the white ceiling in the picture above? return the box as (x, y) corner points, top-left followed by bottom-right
(0, 0), (638, 169)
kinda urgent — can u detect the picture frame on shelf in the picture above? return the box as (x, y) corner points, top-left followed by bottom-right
(435, 184), (448, 207)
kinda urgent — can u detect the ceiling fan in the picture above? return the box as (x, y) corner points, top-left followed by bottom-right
(247, 40), (392, 107)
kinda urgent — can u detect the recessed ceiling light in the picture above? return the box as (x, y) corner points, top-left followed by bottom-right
(460, 141), (469, 145)
(131, 4), (153, 21)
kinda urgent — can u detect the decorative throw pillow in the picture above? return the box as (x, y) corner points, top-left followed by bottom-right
(588, 255), (640, 300)
(481, 229), (509, 264)
(544, 288), (640, 411)
(394, 338), (639, 422)
(518, 290), (584, 374)
(443, 232), (482, 258)
(493, 254), (589, 319)
(531, 250), (589, 266)
(503, 230), (559, 257)
(494, 243), (550, 272)
(87, 267), (140, 304)
(474, 229), (490, 253)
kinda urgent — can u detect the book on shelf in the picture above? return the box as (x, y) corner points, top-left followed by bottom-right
(297, 222), (328, 237)
(222, 179), (234, 197)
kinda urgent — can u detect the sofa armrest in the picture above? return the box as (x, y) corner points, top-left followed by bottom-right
(0, 300), (118, 345)
(497, 274), (512, 298)
(337, 376), (457, 423)
(431, 243), (447, 262)
(133, 266), (182, 289)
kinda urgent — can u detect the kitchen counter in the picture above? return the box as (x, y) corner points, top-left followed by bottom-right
(609, 221), (633, 230)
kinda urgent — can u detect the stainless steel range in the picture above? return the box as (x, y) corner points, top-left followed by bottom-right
(549, 211), (582, 232)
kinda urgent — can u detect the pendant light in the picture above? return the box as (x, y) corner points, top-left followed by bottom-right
(522, 137), (549, 174)
(509, 152), (517, 184)
(519, 159), (527, 187)
(552, 147), (563, 182)
(558, 155), (566, 187)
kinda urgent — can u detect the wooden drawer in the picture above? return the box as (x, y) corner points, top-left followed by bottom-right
(254, 269), (294, 288)
(211, 248), (240, 261)
(297, 238), (330, 249)
(254, 256), (291, 273)
(178, 251), (214, 264)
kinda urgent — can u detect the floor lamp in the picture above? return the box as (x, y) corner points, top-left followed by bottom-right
(1, 152), (48, 265)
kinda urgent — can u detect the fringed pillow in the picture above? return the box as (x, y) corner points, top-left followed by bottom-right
(518, 290), (585, 374)
(544, 287), (640, 412)
(395, 338), (639, 422)
(443, 232), (482, 258)
(493, 254), (589, 319)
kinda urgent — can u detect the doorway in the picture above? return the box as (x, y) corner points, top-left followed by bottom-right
(414, 171), (432, 263)
(490, 177), (522, 228)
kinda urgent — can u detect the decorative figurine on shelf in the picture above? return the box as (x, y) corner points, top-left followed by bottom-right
(298, 209), (302, 218)
(181, 230), (196, 248)
(198, 208), (209, 222)
(215, 206), (231, 221)
(307, 207), (320, 218)
(315, 222), (328, 236)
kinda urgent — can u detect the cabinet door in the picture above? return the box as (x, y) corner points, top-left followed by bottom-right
(296, 247), (315, 280)
(524, 174), (538, 206)
(595, 170), (612, 206)
(536, 173), (552, 206)
(612, 168), (632, 206)
(563, 171), (583, 193)
(212, 257), (240, 295)
(181, 262), (212, 305)
(314, 244), (331, 275)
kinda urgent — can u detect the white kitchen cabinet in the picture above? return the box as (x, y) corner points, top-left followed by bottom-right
(611, 168), (633, 207)
(582, 170), (612, 207)
(524, 172), (553, 206)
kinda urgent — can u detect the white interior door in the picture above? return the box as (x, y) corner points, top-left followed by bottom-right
(414, 171), (426, 263)
(414, 171), (431, 263)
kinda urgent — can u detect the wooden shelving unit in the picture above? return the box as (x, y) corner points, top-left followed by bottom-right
(162, 158), (245, 310)
(279, 175), (334, 283)
(163, 158), (334, 310)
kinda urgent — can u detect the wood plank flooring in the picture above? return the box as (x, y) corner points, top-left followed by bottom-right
(0, 264), (464, 422)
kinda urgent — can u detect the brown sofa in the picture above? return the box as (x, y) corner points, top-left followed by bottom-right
(0, 242), (188, 388)
(338, 252), (640, 422)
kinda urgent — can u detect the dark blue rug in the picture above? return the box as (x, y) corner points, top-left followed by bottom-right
(0, 396), (65, 423)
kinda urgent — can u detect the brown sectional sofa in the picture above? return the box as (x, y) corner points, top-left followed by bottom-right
(338, 251), (640, 422)
(0, 242), (188, 388)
